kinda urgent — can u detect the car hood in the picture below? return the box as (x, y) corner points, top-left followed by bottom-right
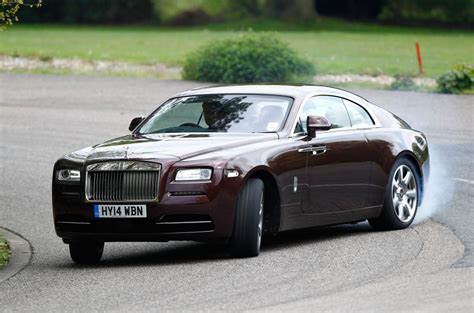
(84, 133), (278, 162)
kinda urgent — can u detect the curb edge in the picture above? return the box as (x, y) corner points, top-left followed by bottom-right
(0, 227), (33, 283)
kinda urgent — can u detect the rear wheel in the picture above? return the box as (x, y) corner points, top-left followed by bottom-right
(230, 178), (264, 258)
(69, 241), (104, 264)
(369, 158), (420, 230)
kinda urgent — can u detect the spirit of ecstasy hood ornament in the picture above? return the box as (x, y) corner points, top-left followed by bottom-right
(124, 146), (129, 159)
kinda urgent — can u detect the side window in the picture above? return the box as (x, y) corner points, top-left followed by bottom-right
(343, 99), (374, 127)
(295, 96), (351, 132)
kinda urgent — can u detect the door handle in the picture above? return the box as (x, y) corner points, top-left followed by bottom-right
(297, 147), (313, 153)
(311, 145), (327, 155)
(297, 145), (327, 155)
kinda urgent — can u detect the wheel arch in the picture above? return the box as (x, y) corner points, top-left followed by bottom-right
(243, 167), (281, 234)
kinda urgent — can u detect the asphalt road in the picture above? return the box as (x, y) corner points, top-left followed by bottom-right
(0, 73), (473, 312)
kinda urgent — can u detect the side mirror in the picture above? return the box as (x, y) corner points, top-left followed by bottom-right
(307, 115), (331, 138)
(129, 116), (144, 131)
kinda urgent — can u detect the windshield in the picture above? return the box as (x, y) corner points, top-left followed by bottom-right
(138, 94), (293, 134)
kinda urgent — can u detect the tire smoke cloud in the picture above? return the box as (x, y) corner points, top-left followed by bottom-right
(414, 145), (453, 224)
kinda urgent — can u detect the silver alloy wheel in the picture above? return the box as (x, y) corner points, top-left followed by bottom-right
(392, 164), (418, 223)
(257, 193), (264, 251)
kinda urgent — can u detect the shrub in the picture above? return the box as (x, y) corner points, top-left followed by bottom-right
(390, 75), (417, 91)
(182, 34), (315, 83)
(437, 64), (473, 94)
(0, 238), (11, 268)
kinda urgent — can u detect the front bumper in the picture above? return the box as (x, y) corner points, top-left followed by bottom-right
(54, 198), (234, 242)
(54, 195), (237, 243)
(52, 162), (241, 243)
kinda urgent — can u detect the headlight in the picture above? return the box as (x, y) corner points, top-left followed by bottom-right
(57, 169), (81, 182)
(175, 168), (212, 181)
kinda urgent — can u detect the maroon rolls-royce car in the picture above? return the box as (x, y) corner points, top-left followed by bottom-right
(52, 85), (429, 264)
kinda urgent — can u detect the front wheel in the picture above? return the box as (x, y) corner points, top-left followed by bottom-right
(69, 241), (104, 264)
(369, 158), (420, 230)
(230, 178), (264, 258)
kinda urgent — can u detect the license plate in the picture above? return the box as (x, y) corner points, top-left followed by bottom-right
(93, 204), (147, 218)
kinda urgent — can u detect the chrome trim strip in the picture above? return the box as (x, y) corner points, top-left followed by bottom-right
(290, 125), (382, 138)
(155, 230), (215, 235)
(155, 221), (213, 225)
(56, 221), (91, 225)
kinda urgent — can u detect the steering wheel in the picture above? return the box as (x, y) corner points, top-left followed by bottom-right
(179, 123), (203, 128)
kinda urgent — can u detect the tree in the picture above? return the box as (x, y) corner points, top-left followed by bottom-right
(227, 0), (318, 20)
(0, 0), (41, 30)
(265, 0), (317, 21)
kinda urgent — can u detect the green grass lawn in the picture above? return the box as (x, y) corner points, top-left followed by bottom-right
(1, 20), (473, 78)
(0, 237), (11, 269)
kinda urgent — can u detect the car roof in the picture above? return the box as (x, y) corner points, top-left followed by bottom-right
(174, 84), (370, 103)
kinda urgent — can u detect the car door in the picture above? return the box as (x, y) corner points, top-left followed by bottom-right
(342, 98), (383, 208)
(297, 96), (371, 214)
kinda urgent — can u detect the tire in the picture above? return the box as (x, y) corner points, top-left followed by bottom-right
(369, 157), (420, 231)
(230, 178), (264, 258)
(69, 241), (104, 264)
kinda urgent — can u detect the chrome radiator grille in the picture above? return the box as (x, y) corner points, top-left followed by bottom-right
(86, 161), (160, 202)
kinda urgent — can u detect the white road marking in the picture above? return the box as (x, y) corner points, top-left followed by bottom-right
(452, 178), (474, 185)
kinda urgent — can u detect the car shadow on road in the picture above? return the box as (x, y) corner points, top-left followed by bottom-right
(262, 222), (372, 253)
(55, 222), (373, 269)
